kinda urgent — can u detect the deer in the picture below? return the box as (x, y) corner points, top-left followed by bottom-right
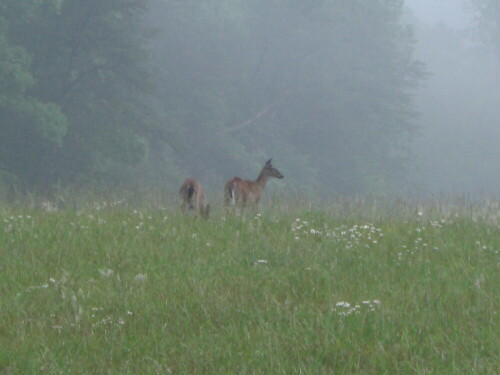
(179, 178), (210, 219)
(224, 159), (284, 209)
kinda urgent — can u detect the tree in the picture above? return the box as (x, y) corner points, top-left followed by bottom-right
(0, 6), (68, 188)
(149, 0), (423, 194)
(1, 0), (424, 195)
(1, 0), (164, 190)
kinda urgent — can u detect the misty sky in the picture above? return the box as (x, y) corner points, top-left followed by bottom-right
(406, 0), (471, 28)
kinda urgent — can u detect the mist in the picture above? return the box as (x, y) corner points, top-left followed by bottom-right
(406, 0), (470, 28)
(406, 0), (500, 194)
(0, 0), (498, 199)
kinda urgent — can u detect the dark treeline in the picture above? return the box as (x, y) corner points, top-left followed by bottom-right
(0, 0), (496, 197)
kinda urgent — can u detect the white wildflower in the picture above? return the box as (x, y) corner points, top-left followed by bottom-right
(25, 283), (49, 292)
(336, 301), (350, 308)
(41, 201), (58, 213)
(134, 273), (147, 282)
(99, 269), (114, 278)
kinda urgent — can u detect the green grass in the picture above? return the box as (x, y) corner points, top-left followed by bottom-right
(0, 199), (498, 374)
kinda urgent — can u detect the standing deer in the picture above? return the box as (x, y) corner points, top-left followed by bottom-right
(225, 159), (284, 208)
(179, 178), (210, 219)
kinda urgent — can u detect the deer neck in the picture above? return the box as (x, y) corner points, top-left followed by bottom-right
(253, 170), (270, 192)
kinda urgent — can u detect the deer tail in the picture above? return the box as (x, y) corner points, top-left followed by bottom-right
(225, 182), (236, 206)
(187, 183), (195, 200)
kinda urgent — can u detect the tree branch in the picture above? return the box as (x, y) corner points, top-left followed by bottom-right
(227, 102), (279, 133)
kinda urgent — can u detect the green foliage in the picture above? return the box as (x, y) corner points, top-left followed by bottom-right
(13, 99), (68, 144)
(0, 0), (158, 190)
(0, 28), (68, 145)
(0, 14), (69, 187)
(0, 34), (33, 96)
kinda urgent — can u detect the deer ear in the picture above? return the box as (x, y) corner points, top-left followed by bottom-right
(266, 158), (272, 165)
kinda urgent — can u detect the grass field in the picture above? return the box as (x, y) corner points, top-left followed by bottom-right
(1, 197), (498, 374)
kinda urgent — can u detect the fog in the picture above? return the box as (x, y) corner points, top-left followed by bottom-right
(406, 0), (500, 194)
(406, 0), (470, 28)
(0, 0), (498, 198)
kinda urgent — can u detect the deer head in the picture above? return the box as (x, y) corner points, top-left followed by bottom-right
(264, 159), (284, 179)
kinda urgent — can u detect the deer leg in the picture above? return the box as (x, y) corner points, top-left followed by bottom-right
(180, 201), (188, 214)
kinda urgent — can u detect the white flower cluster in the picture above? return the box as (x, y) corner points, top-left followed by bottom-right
(291, 218), (323, 240)
(134, 273), (147, 282)
(90, 305), (133, 329)
(332, 299), (381, 317)
(25, 283), (50, 292)
(92, 316), (127, 328)
(41, 201), (58, 213)
(22, 269), (139, 331)
(475, 241), (499, 255)
(3, 214), (34, 234)
(99, 268), (115, 278)
(329, 224), (384, 250)
(253, 259), (268, 265)
(430, 220), (446, 228)
(291, 220), (384, 249)
(396, 234), (438, 263)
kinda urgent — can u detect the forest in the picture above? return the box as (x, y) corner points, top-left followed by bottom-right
(0, 0), (498, 198)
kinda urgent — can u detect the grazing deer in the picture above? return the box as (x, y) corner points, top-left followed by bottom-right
(179, 178), (210, 219)
(225, 159), (284, 208)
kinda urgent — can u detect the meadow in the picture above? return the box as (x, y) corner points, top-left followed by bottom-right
(0, 196), (498, 374)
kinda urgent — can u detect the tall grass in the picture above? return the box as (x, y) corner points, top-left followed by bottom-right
(0, 196), (498, 374)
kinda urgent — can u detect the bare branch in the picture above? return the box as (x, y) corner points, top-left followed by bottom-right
(227, 102), (278, 133)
